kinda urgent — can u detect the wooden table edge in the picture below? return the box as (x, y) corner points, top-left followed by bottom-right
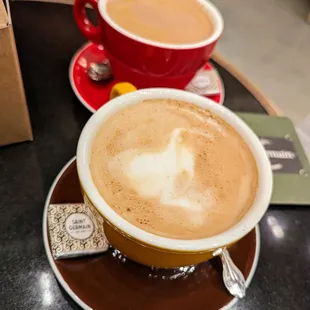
(308, 0), (310, 24)
(212, 52), (281, 117)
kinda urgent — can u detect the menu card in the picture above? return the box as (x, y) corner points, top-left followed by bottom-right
(237, 113), (310, 205)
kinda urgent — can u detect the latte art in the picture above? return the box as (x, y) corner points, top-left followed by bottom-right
(91, 99), (258, 239)
(108, 128), (215, 224)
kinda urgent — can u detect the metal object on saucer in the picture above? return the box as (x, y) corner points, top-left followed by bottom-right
(213, 247), (246, 299)
(87, 60), (112, 81)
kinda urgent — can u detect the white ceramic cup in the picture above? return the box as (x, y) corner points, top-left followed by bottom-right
(77, 88), (273, 268)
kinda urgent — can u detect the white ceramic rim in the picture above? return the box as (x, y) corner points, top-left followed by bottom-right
(43, 157), (91, 310)
(42, 156), (260, 310)
(69, 42), (225, 114)
(77, 88), (272, 251)
(98, 0), (224, 50)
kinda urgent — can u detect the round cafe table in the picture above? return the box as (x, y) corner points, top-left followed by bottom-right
(0, 1), (308, 309)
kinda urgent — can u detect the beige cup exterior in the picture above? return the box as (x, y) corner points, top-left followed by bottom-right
(77, 89), (273, 268)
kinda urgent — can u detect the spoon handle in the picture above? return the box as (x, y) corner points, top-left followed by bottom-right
(213, 247), (246, 299)
(221, 248), (246, 298)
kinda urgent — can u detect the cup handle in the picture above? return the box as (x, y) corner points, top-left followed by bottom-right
(110, 83), (137, 99)
(73, 0), (101, 44)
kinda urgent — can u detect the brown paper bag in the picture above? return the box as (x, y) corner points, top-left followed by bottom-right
(0, 0), (32, 146)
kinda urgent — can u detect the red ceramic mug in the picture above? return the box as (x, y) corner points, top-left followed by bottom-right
(74, 0), (224, 89)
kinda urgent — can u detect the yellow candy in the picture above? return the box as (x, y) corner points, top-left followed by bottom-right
(110, 82), (137, 99)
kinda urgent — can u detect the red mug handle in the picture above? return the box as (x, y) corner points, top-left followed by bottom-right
(73, 0), (101, 44)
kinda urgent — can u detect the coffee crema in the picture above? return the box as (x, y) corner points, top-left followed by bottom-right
(106, 0), (214, 45)
(90, 99), (258, 240)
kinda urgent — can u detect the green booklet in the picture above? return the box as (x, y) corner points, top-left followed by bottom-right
(237, 113), (310, 205)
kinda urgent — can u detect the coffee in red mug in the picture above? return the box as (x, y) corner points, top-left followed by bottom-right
(74, 0), (223, 89)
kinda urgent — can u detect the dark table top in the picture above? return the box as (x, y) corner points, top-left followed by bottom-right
(0, 1), (309, 309)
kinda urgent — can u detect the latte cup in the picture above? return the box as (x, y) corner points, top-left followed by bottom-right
(77, 88), (273, 268)
(73, 0), (223, 89)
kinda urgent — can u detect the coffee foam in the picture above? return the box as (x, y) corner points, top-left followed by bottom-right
(106, 0), (214, 45)
(90, 99), (258, 239)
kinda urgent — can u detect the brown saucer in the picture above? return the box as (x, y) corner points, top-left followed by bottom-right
(43, 158), (260, 310)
